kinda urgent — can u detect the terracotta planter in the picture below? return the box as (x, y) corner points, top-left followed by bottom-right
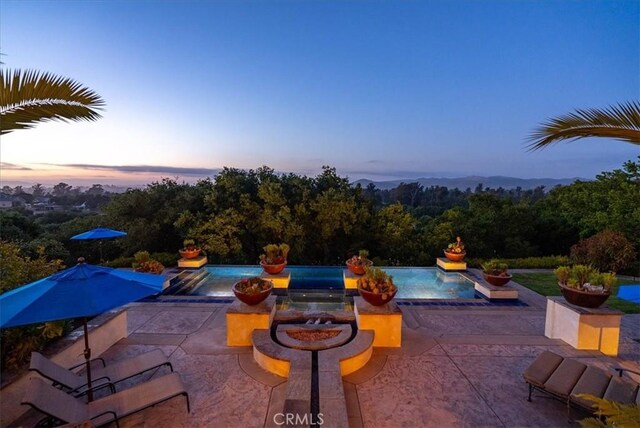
(559, 283), (611, 309)
(357, 287), (398, 306)
(233, 280), (273, 305)
(346, 260), (372, 275)
(443, 250), (466, 262)
(179, 248), (201, 259)
(260, 260), (286, 275)
(483, 273), (512, 287)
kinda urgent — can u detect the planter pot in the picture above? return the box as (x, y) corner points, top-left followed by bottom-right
(483, 273), (512, 287)
(358, 287), (398, 306)
(559, 283), (611, 309)
(443, 250), (466, 262)
(233, 280), (273, 305)
(179, 248), (201, 259)
(346, 260), (373, 275)
(260, 260), (286, 275)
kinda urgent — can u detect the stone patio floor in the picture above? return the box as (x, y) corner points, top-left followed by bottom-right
(12, 282), (640, 428)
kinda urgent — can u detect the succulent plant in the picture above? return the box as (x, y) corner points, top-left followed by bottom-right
(348, 249), (372, 267)
(555, 265), (615, 292)
(235, 277), (271, 295)
(357, 267), (397, 301)
(182, 239), (197, 250)
(482, 260), (509, 276)
(260, 243), (290, 264)
(446, 237), (465, 254)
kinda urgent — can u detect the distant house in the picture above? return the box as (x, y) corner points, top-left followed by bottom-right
(72, 202), (90, 212)
(26, 197), (63, 213)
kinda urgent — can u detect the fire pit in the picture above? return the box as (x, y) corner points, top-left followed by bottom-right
(286, 329), (341, 341)
(276, 323), (352, 351)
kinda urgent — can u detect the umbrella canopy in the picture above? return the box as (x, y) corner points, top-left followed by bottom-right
(70, 227), (127, 262)
(617, 284), (640, 304)
(70, 227), (127, 240)
(0, 260), (163, 400)
(0, 261), (163, 328)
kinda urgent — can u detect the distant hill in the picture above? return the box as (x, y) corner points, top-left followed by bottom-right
(352, 176), (585, 191)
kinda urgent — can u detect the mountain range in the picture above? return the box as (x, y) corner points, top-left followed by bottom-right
(353, 176), (585, 191)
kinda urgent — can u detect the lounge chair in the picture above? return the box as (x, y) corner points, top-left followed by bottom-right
(29, 349), (173, 396)
(22, 373), (190, 427)
(523, 350), (640, 417)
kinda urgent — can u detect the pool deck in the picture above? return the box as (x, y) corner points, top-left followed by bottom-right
(9, 281), (640, 428)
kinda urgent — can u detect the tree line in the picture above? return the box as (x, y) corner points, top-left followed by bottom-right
(1, 158), (638, 270)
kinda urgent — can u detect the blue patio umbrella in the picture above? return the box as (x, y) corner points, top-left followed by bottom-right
(71, 227), (127, 262)
(0, 259), (164, 400)
(617, 284), (640, 304)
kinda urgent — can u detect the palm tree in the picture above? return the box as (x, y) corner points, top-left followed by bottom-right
(528, 101), (640, 150)
(0, 69), (105, 135)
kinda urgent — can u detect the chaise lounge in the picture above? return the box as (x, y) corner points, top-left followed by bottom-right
(22, 373), (190, 427)
(523, 350), (640, 417)
(29, 349), (173, 396)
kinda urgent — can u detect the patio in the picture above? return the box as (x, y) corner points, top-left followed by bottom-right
(10, 282), (640, 428)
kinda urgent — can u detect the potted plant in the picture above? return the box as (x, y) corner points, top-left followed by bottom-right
(259, 243), (290, 275)
(346, 249), (373, 275)
(555, 265), (615, 308)
(357, 267), (398, 306)
(481, 260), (512, 286)
(232, 277), (273, 305)
(444, 236), (466, 262)
(179, 239), (201, 259)
(132, 251), (165, 274)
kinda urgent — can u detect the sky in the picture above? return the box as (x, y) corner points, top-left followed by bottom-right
(1, 0), (638, 186)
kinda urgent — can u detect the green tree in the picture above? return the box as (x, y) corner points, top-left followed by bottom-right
(528, 101), (640, 150)
(1, 69), (105, 134)
(373, 204), (419, 264)
(546, 158), (640, 242)
(0, 241), (65, 371)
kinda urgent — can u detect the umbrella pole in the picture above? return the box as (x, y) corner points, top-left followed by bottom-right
(83, 318), (94, 402)
(99, 241), (103, 264)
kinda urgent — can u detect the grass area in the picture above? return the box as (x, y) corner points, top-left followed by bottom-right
(512, 272), (640, 314)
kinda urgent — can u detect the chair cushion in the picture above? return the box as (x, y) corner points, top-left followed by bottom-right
(523, 351), (564, 388)
(544, 359), (587, 398)
(603, 377), (638, 405)
(569, 366), (612, 409)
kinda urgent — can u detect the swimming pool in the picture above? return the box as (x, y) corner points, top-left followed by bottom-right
(168, 265), (476, 299)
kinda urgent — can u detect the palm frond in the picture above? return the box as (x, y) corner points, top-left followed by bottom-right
(0, 69), (105, 135)
(576, 394), (640, 428)
(528, 101), (640, 150)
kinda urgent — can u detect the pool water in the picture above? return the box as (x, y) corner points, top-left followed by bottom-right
(170, 265), (476, 300)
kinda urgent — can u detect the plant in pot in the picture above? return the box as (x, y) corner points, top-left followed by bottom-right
(555, 265), (615, 308)
(132, 251), (165, 274)
(481, 260), (512, 286)
(357, 267), (398, 306)
(346, 249), (373, 275)
(179, 239), (201, 259)
(444, 237), (466, 262)
(259, 243), (290, 275)
(232, 277), (273, 305)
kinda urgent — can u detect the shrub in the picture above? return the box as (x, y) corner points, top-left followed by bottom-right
(468, 255), (570, 269)
(132, 251), (165, 274)
(150, 252), (179, 267)
(570, 230), (636, 273)
(104, 256), (135, 268)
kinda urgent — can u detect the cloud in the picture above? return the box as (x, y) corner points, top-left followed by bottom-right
(0, 162), (32, 170)
(47, 163), (220, 176)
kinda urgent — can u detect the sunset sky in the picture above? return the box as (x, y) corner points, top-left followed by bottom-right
(1, 0), (638, 186)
